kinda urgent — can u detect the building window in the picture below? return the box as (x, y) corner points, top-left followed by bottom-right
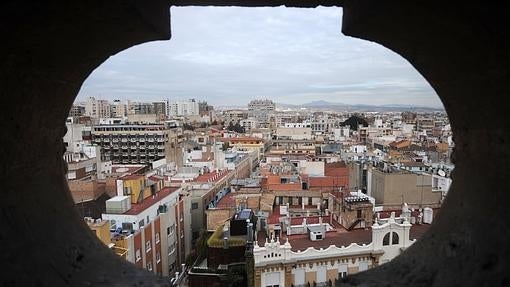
(139, 219), (145, 228)
(357, 209), (362, 218)
(135, 249), (141, 262)
(308, 197), (313, 205)
(338, 263), (348, 279)
(383, 232), (390, 246)
(265, 272), (280, 287)
(122, 222), (133, 231)
(316, 266), (327, 283)
(155, 232), (160, 243)
(145, 241), (151, 252)
(168, 243), (176, 255)
(156, 252), (161, 263)
(147, 262), (153, 271)
(167, 225), (175, 236)
(191, 202), (199, 210)
(359, 262), (369, 271)
(294, 268), (305, 285)
(392, 232), (400, 245)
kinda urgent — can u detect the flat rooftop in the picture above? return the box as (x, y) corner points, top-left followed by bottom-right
(123, 187), (179, 215)
(194, 170), (230, 183)
(216, 193), (235, 209)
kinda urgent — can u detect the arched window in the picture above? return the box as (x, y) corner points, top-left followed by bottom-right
(383, 232), (390, 246)
(392, 232), (400, 245)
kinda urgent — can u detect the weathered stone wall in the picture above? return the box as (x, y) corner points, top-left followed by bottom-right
(1, 1), (509, 286)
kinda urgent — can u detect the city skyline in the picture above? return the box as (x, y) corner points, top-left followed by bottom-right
(77, 6), (443, 108)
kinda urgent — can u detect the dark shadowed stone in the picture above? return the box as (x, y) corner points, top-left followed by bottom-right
(1, 0), (509, 286)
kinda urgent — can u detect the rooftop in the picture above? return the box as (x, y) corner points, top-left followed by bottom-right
(123, 187), (179, 215)
(194, 170), (230, 183)
(216, 193), (236, 209)
(257, 223), (431, 252)
(111, 165), (146, 175)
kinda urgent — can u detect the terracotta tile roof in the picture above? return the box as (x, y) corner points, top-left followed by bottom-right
(194, 170), (230, 183)
(257, 223), (432, 252)
(216, 193), (236, 209)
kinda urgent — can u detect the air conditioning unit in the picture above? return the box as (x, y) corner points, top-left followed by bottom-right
(308, 225), (325, 241)
(310, 231), (323, 241)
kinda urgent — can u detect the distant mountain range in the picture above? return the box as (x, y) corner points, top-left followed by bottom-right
(276, 100), (444, 112)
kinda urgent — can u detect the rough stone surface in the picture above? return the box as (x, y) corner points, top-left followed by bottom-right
(1, 1), (509, 286)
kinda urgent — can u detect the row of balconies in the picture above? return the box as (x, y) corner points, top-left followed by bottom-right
(101, 143), (164, 148)
(111, 155), (161, 160)
(93, 136), (167, 142)
(111, 150), (161, 155)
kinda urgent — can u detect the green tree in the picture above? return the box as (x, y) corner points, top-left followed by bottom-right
(341, 115), (368, 131)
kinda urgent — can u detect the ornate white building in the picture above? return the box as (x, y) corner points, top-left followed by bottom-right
(254, 212), (420, 287)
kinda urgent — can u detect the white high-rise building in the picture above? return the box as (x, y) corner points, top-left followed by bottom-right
(167, 99), (199, 117)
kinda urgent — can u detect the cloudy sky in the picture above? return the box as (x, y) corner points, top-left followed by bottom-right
(77, 6), (442, 108)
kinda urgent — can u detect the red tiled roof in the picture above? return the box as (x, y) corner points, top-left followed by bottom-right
(257, 222), (432, 252)
(124, 187), (179, 215)
(194, 170), (230, 183)
(288, 228), (372, 251)
(216, 193), (236, 209)
(267, 207), (281, 224)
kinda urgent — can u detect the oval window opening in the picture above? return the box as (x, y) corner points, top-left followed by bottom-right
(66, 6), (452, 284)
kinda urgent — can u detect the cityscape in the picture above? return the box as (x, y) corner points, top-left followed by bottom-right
(65, 96), (452, 287)
(4, 1), (508, 287)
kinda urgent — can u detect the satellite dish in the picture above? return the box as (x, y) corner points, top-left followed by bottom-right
(438, 170), (446, 177)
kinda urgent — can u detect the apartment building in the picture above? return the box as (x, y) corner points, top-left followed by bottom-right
(248, 99), (276, 127)
(167, 99), (199, 117)
(91, 124), (177, 165)
(271, 127), (316, 156)
(102, 185), (189, 276)
(85, 96), (111, 118)
(370, 166), (442, 209)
